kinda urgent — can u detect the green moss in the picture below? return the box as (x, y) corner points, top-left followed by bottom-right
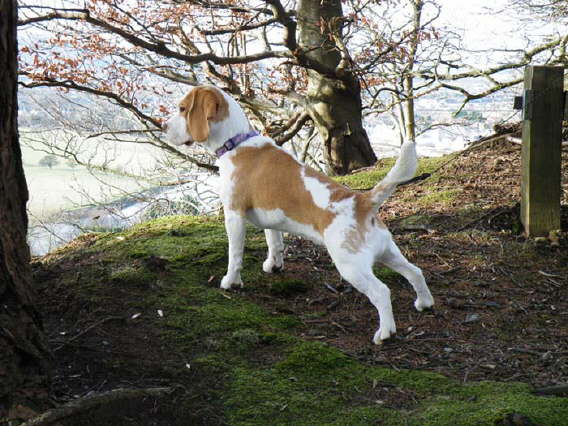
(231, 328), (261, 347)
(328, 407), (403, 426)
(191, 354), (232, 376)
(336, 155), (450, 190)
(148, 272), (301, 357)
(370, 367), (459, 395)
(109, 266), (155, 287)
(413, 189), (461, 207)
(89, 216), (231, 262)
(373, 266), (402, 282)
(224, 342), (398, 425)
(224, 366), (398, 426)
(414, 386), (568, 425)
(336, 158), (396, 189)
(160, 293), (298, 351)
(276, 341), (356, 378)
(258, 332), (296, 346)
(224, 341), (568, 425)
(398, 214), (432, 227)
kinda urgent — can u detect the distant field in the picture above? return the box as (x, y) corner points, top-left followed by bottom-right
(23, 163), (143, 219)
(20, 130), (164, 221)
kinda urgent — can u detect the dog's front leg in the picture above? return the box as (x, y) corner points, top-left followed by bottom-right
(221, 211), (246, 290)
(263, 229), (284, 273)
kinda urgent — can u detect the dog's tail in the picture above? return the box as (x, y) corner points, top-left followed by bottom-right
(369, 141), (417, 212)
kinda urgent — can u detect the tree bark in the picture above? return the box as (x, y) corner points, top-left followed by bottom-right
(402, 0), (423, 141)
(297, 0), (377, 175)
(0, 0), (51, 420)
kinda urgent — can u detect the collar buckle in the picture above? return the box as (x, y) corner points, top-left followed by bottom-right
(215, 131), (259, 158)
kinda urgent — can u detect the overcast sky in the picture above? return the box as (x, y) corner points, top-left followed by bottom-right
(25, 0), (553, 51)
(20, 0), (562, 71)
(439, 0), (561, 50)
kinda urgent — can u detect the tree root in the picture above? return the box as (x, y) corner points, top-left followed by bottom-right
(534, 384), (568, 396)
(21, 387), (175, 426)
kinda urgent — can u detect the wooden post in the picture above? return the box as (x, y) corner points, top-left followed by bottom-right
(520, 66), (564, 237)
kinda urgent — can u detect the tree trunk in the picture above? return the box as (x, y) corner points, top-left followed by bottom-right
(0, 0), (51, 420)
(402, 0), (423, 142)
(297, 0), (377, 175)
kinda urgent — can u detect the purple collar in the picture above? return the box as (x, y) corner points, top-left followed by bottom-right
(215, 130), (259, 158)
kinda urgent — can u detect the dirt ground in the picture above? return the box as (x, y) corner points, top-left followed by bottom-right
(31, 137), (568, 423)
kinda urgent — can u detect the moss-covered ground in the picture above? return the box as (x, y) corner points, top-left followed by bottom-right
(30, 139), (568, 425)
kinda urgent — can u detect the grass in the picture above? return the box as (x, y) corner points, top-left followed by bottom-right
(413, 189), (461, 207)
(39, 206), (568, 425)
(336, 155), (450, 190)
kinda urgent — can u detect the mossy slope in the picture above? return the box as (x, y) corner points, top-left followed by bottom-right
(39, 210), (568, 426)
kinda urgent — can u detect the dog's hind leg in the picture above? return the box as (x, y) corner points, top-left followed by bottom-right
(380, 241), (434, 312)
(263, 229), (284, 273)
(331, 257), (397, 343)
(220, 211), (246, 290)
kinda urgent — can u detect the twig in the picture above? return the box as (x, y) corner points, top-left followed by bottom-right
(307, 297), (327, 306)
(455, 205), (513, 232)
(53, 316), (124, 352)
(324, 283), (339, 294)
(399, 173), (431, 186)
(22, 387), (175, 426)
(331, 321), (348, 333)
(505, 135), (522, 145)
(395, 224), (435, 234)
(326, 300), (341, 311)
(303, 319), (329, 323)
(463, 360), (482, 384)
(534, 384), (568, 396)
(506, 135), (568, 147)
(509, 348), (542, 356)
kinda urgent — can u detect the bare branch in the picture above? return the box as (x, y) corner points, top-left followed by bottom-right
(273, 112), (312, 146)
(201, 18), (279, 35)
(265, 0), (298, 52)
(18, 8), (292, 65)
(421, 34), (568, 82)
(19, 73), (162, 128)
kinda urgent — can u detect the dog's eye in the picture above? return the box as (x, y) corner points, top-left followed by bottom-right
(179, 106), (186, 113)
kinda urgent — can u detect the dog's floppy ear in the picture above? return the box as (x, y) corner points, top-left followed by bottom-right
(186, 87), (228, 142)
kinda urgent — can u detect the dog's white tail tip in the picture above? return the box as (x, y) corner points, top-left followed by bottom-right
(369, 141), (418, 210)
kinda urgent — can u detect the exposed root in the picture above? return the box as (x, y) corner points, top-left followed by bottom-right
(22, 387), (175, 426)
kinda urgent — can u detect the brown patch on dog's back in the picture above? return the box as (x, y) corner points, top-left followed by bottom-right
(231, 145), (336, 234)
(304, 166), (382, 230)
(230, 144), (382, 244)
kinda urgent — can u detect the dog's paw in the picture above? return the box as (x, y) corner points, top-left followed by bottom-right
(414, 295), (434, 312)
(220, 274), (243, 290)
(262, 258), (283, 274)
(373, 322), (397, 344)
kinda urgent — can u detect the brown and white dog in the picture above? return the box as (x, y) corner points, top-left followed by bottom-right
(164, 86), (434, 343)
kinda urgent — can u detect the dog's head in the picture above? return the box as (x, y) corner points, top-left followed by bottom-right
(163, 86), (229, 147)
